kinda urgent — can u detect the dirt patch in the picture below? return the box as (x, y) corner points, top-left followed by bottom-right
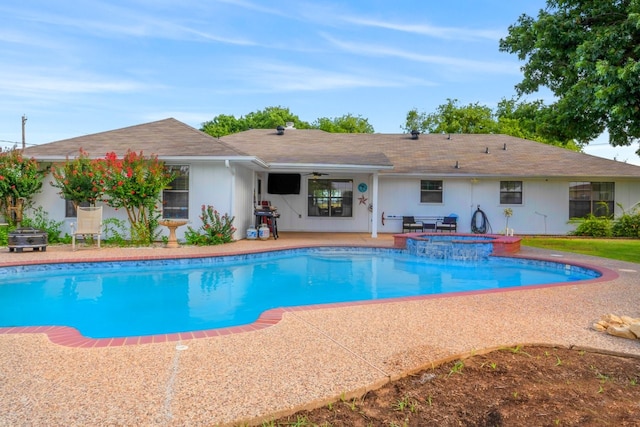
(266, 346), (640, 426)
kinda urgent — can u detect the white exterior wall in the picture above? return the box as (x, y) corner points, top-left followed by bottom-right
(376, 177), (640, 235)
(233, 165), (256, 240)
(180, 162), (235, 240)
(26, 167), (640, 240)
(257, 173), (374, 233)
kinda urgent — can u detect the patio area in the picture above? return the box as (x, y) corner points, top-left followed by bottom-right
(1, 232), (639, 426)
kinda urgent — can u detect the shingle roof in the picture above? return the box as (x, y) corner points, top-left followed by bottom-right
(223, 129), (640, 178)
(21, 118), (640, 179)
(22, 118), (250, 159)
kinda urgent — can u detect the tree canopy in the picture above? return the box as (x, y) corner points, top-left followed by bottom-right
(312, 114), (374, 133)
(403, 99), (496, 135)
(499, 0), (640, 151)
(403, 98), (582, 150)
(201, 106), (374, 137)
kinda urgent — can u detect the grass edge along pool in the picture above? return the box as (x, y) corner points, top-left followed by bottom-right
(0, 247), (602, 342)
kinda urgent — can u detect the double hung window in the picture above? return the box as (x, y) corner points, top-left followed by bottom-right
(569, 182), (614, 218)
(163, 166), (189, 219)
(500, 181), (523, 204)
(420, 180), (443, 203)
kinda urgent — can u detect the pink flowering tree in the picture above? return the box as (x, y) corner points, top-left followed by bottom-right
(50, 149), (104, 209)
(0, 148), (44, 225)
(99, 150), (175, 244)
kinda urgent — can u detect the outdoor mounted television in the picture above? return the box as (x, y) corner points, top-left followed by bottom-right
(267, 173), (301, 194)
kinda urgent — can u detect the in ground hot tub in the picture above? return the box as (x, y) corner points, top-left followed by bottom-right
(8, 228), (48, 252)
(394, 232), (520, 260)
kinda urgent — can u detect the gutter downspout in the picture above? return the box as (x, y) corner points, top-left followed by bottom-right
(225, 160), (236, 236)
(371, 173), (379, 238)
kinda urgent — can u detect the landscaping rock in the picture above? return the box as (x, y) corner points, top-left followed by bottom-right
(601, 313), (623, 325)
(606, 325), (637, 340)
(629, 323), (640, 339)
(593, 313), (640, 340)
(592, 322), (607, 332)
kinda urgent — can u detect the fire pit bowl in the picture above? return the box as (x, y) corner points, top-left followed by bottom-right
(8, 228), (48, 252)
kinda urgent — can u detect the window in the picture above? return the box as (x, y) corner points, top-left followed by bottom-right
(500, 181), (523, 204)
(163, 166), (189, 219)
(569, 182), (614, 218)
(308, 179), (353, 217)
(65, 200), (90, 218)
(420, 180), (443, 203)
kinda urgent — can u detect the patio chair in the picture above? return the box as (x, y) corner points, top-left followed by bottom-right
(71, 206), (103, 251)
(402, 216), (424, 233)
(436, 215), (458, 232)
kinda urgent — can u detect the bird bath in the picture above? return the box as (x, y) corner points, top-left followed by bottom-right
(159, 219), (188, 248)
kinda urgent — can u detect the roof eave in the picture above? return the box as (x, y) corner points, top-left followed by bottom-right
(267, 163), (393, 172)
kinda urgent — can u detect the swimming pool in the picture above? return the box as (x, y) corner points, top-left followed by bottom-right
(0, 247), (600, 339)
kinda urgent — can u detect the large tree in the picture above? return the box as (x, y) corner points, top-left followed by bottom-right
(313, 114), (374, 133)
(402, 99), (497, 135)
(499, 1), (640, 152)
(496, 98), (583, 150)
(403, 98), (581, 150)
(201, 107), (374, 137)
(201, 106), (311, 137)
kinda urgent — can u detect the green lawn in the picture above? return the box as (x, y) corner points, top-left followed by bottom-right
(521, 237), (640, 264)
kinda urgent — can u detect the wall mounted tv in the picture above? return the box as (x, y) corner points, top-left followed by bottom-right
(267, 173), (301, 195)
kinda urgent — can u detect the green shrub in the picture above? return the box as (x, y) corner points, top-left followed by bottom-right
(184, 205), (236, 246)
(569, 214), (612, 237)
(611, 205), (640, 238)
(102, 217), (130, 246)
(21, 207), (68, 243)
(0, 224), (10, 246)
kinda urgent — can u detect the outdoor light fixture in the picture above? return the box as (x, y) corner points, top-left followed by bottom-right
(485, 147), (490, 154)
(411, 129), (419, 140)
(455, 161), (460, 169)
(276, 126), (285, 135)
(503, 143), (507, 150)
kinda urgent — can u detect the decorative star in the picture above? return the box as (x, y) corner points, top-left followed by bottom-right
(358, 195), (368, 205)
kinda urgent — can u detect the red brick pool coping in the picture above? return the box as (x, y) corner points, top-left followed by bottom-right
(393, 232), (521, 255)
(0, 243), (618, 348)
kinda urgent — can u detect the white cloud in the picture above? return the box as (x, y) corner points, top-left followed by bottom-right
(342, 17), (504, 41)
(2, 3), (255, 45)
(322, 34), (519, 75)
(226, 61), (435, 93)
(0, 68), (152, 97)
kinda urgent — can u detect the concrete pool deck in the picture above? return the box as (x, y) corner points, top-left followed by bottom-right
(1, 233), (639, 426)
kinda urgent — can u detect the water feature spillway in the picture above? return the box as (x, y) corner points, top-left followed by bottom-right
(397, 233), (521, 261)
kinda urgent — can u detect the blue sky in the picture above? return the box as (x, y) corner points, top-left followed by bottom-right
(1, 0), (638, 164)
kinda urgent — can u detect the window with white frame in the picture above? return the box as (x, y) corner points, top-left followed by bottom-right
(420, 180), (443, 203)
(500, 181), (523, 204)
(569, 182), (614, 218)
(162, 165), (189, 219)
(308, 179), (353, 217)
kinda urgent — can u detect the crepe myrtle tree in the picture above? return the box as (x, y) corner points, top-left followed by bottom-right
(98, 150), (175, 245)
(50, 148), (105, 209)
(0, 147), (44, 225)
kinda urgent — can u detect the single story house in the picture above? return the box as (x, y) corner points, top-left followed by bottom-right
(23, 118), (640, 240)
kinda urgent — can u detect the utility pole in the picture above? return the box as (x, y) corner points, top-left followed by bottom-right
(21, 114), (27, 149)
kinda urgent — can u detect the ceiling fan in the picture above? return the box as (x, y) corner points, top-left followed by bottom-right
(305, 172), (329, 179)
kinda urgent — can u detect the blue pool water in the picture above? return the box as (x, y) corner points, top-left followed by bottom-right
(0, 248), (599, 338)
